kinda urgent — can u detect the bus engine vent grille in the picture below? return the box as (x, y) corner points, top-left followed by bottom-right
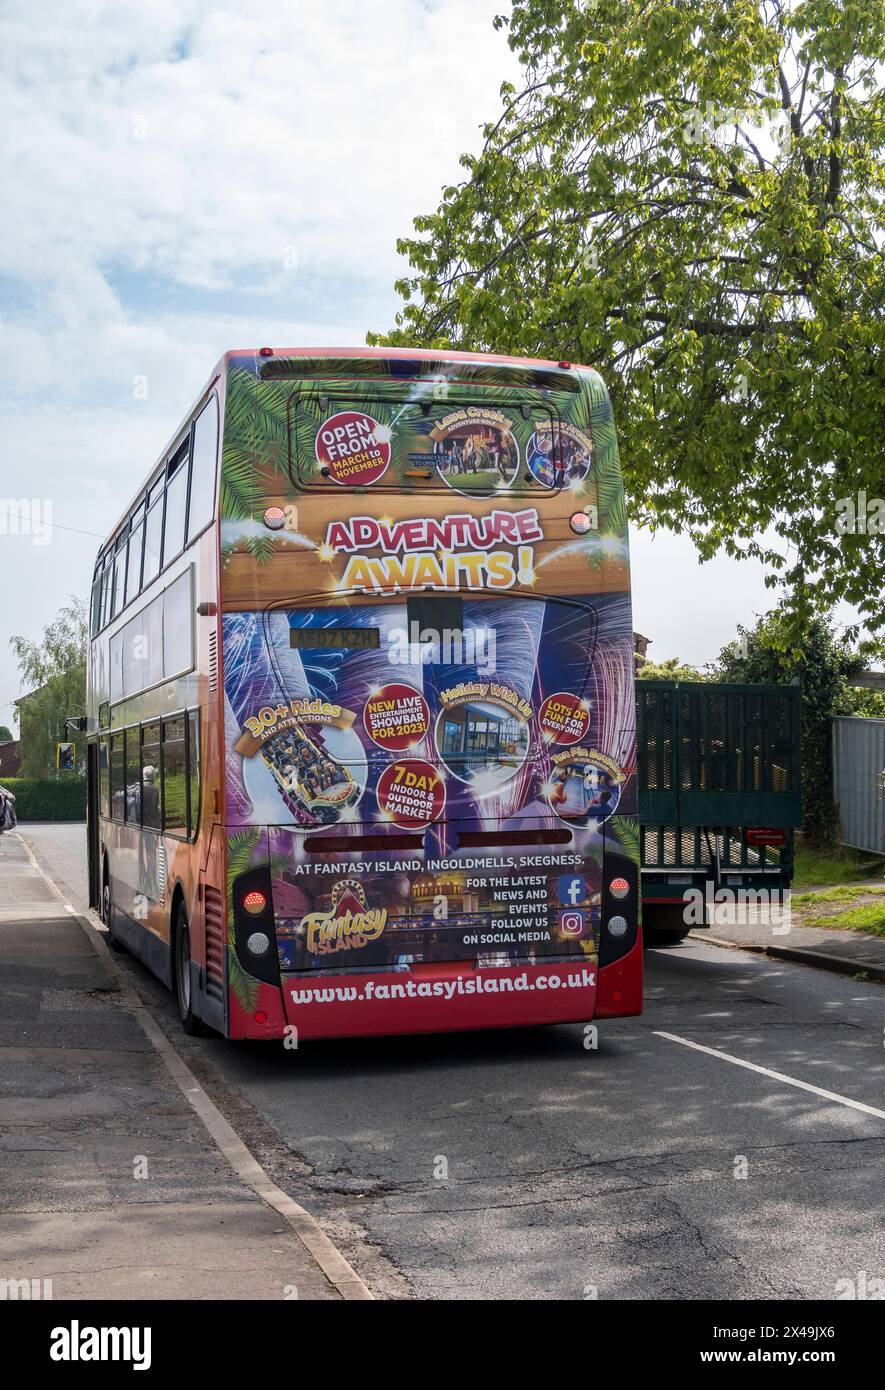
(203, 884), (225, 999)
(156, 842), (167, 900)
(208, 630), (218, 694)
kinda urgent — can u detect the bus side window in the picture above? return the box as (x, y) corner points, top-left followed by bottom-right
(109, 555), (120, 622)
(162, 571), (193, 680)
(141, 722), (161, 830)
(100, 558), (113, 628)
(90, 573), (102, 636)
(124, 728), (141, 824)
(143, 493), (163, 587)
(109, 734), (125, 822)
(187, 711), (200, 837)
(98, 737), (109, 818)
(163, 443), (189, 567)
(187, 397), (218, 542)
(161, 716), (187, 835)
(112, 532), (127, 617)
(126, 516), (145, 604)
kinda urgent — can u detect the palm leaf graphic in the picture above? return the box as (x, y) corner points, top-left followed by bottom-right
(246, 534), (277, 565)
(224, 829), (263, 1015)
(611, 815), (641, 866)
(220, 445), (255, 521)
(226, 829), (260, 914)
(228, 952), (259, 1016)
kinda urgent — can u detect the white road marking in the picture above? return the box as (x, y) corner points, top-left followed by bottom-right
(14, 831), (374, 1301)
(655, 1030), (885, 1122)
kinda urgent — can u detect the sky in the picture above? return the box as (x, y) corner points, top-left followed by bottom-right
(0, 0), (858, 730)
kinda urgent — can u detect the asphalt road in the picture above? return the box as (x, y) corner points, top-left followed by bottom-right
(20, 822), (885, 1301)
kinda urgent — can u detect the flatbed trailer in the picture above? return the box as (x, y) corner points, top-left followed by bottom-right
(636, 681), (803, 943)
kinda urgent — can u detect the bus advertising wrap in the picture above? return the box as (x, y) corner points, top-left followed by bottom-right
(218, 354), (638, 1027)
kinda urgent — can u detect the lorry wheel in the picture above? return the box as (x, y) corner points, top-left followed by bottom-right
(643, 905), (692, 947)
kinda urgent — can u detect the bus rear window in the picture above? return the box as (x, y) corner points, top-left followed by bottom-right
(287, 393), (586, 499)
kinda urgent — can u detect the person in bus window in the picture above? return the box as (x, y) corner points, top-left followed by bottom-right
(142, 765), (159, 824)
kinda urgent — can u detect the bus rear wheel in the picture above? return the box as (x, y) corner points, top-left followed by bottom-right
(102, 866), (126, 953)
(174, 904), (205, 1036)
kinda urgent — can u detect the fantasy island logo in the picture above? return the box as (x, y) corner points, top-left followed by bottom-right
(319, 508), (543, 594)
(301, 879), (388, 955)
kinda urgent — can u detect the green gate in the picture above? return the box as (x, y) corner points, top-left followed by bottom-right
(637, 681), (802, 829)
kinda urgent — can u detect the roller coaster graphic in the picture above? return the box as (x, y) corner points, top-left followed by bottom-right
(259, 719), (361, 826)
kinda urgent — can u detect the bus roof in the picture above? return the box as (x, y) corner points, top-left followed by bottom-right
(223, 346), (595, 373)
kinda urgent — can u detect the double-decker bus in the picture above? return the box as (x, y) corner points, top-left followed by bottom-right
(86, 348), (641, 1041)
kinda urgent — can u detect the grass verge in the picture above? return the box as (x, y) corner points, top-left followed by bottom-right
(793, 844), (885, 886)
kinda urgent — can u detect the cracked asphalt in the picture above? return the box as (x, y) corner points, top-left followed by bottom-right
(21, 823), (885, 1301)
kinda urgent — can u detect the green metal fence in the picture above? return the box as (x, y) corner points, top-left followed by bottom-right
(637, 680), (802, 829)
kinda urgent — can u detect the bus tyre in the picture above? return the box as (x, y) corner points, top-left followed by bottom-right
(174, 905), (205, 1036)
(643, 905), (692, 947)
(102, 870), (126, 953)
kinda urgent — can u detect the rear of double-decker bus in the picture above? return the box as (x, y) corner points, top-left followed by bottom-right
(218, 347), (641, 1040)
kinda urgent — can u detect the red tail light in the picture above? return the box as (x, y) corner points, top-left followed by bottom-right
(243, 889), (267, 916)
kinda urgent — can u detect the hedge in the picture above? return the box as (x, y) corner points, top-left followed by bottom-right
(0, 777), (87, 822)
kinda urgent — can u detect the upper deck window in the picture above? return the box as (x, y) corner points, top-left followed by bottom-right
(187, 396), (218, 542)
(143, 492), (163, 588)
(126, 510), (145, 603)
(92, 391), (219, 635)
(288, 392), (581, 500)
(162, 441), (189, 565)
(90, 570), (103, 637)
(111, 529), (128, 619)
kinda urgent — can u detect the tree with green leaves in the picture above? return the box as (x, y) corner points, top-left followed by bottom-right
(0, 725), (13, 743)
(373, 0), (884, 635)
(11, 598), (87, 778)
(636, 656), (708, 680)
(712, 609), (878, 843)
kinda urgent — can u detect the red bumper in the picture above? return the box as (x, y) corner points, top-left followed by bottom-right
(280, 959), (598, 1041)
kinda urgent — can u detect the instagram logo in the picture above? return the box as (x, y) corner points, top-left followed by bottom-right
(557, 909), (587, 940)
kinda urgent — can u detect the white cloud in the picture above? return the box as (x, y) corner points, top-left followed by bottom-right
(1, 0), (515, 298)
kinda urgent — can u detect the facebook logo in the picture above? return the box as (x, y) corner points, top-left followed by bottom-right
(556, 875), (587, 907)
